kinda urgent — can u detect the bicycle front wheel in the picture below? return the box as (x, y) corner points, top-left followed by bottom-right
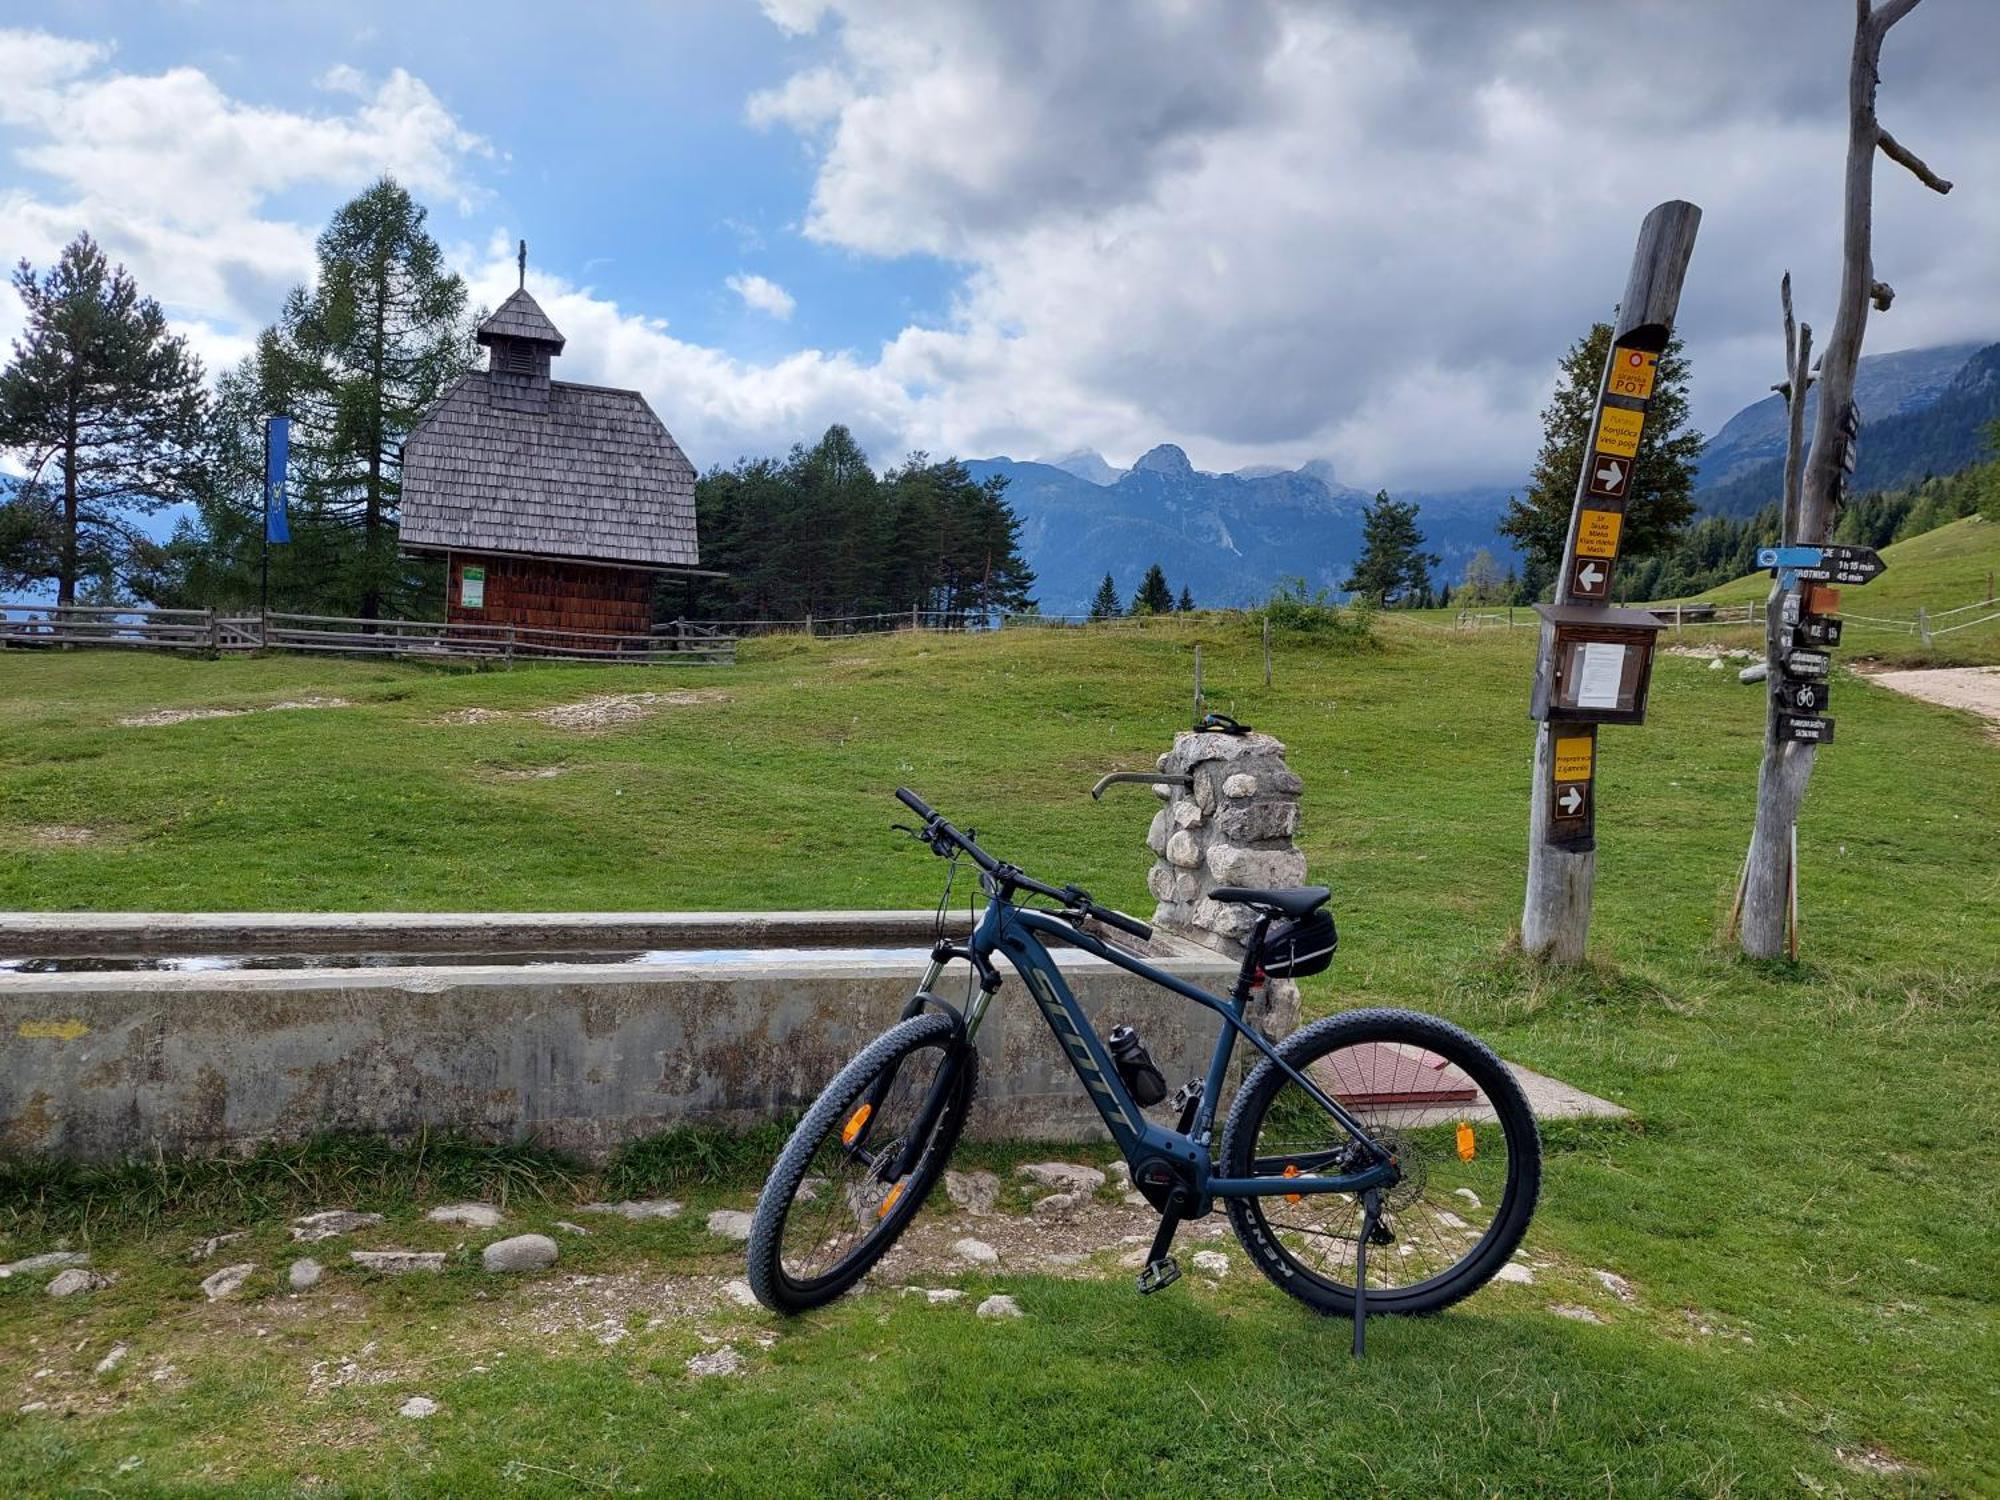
(747, 1011), (977, 1314)
(1221, 1008), (1540, 1317)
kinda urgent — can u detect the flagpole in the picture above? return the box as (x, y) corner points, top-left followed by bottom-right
(261, 416), (271, 615)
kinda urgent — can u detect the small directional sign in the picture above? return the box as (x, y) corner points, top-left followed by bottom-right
(1778, 714), (1835, 745)
(1795, 616), (1843, 648)
(1757, 544), (1886, 587)
(1557, 782), (1587, 816)
(1595, 406), (1645, 459)
(1783, 648), (1831, 680)
(1576, 507), (1624, 559)
(1586, 454), (1631, 500)
(1549, 731), (1594, 844)
(1572, 556), (1611, 599)
(1776, 678), (1830, 714)
(1804, 583), (1842, 617)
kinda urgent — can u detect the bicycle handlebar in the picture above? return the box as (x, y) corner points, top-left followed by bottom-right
(894, 786), (1153, 943)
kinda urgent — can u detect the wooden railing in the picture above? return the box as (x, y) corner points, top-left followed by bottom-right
(0, 603), (734, 666)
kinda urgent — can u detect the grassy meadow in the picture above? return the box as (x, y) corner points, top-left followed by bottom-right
(1, 607), (1995, 1497)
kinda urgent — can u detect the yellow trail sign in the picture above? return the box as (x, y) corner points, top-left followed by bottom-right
(1553, 735), (1594, 783)
(1608, 346), (1658, 400)
(1595, 406), (1645, 458)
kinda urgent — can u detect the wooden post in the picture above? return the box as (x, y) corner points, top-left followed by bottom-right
(1739, 0), (1951, 959)
(1917, 605), (1931, 646)
(1523, 200), (1701, 963)
(206, 607), (218, 653)
(504, 625), (515, 668)
(1193, 645), (1204, 721)
(1262, 616), (1272, 687)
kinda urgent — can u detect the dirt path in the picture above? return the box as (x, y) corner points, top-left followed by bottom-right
(1868, 666), (2000, 735)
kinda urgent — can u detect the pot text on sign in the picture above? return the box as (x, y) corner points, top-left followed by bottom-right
(1607, 346), (1658, 400)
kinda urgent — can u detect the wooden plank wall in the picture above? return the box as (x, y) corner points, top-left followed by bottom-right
(448, 554), (654, 643)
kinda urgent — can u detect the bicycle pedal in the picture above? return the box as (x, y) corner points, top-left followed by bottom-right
(1136, 1256), (1181, 1295)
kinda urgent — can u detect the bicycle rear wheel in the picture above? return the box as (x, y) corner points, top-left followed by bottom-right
(747, 1011), (977, 1314)
(1220, 1008), (1539, 1317)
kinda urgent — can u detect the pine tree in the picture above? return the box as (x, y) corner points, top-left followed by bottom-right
(1176, 584), (1194, 612)
(1342, 490), (1438, 607)
(0, 234), (205, 603)
(1088, 572), (1122, 620)
(1498, 324), (1702, 590)
(1131, 561), (1173, 615)
(258, 178), (474, 616)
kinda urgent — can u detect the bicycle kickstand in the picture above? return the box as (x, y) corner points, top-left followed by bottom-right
(1352, 1187), (1382, 1358)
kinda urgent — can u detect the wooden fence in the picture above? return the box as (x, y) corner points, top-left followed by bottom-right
(0, 603), (734, 666)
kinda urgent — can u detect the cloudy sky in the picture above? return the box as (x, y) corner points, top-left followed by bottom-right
(1, 0), (1995, 490)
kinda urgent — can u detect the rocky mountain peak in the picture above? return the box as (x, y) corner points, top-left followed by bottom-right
(1131, 443), (1194, 477)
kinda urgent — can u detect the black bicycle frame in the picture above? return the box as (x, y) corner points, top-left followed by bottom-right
(929, 894), (1396, 1213)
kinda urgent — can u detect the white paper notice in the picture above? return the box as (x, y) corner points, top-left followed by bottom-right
(1576, 642), (1626, 710)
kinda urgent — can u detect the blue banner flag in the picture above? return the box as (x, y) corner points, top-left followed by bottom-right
(264, 415), (291, 544)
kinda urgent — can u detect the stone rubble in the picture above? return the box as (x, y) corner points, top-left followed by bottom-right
(1590, 1268), (1639, 1303)
(427, 1203), (503, 1229)
(398, 1395), (438, 1419)
(290, 1210), (384, 1243)
(1190, 1251), (1230, 1278)
(1016, 1163), (1106, 1194)
(94, 1344), (130, 1375)
(288, 1258), (323, 1291)
(481, 1235), (559, 1273)
(190, 1232), (248, 1262)
(976, 1294), (1024, 1320)
(579, 1200), (682, 1221)
(686, 1346), (744, 1377)
(705, 1210), (755, 1242)
(950, 1238), (999, 1265)
(0, 1251), (89, 1278)
(720, 1279), (760, 1308)
(48, 1268), (111, 1297)
(944, 1170), (1000, 1215)
(349, 1250), (445, 1275)
(199, 1264), (255, 1300)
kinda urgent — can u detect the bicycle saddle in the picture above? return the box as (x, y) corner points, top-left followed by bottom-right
(1207, 885), (1330, 920)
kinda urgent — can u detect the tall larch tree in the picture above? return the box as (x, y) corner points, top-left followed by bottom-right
(0, 234), (205, 603)
(259, 177), (474, 617)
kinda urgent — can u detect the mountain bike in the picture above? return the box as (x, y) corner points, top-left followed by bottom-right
(746, 789), (1541, 1353)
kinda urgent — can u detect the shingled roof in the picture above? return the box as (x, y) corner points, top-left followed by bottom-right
(400, 290), (697, 569)
(476, 288), (566, 350)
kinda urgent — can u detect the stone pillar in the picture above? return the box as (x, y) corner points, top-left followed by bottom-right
(1143, 729), (1307, 1033)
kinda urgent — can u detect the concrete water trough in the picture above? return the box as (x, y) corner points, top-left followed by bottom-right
(0, 911), (1244, 1161)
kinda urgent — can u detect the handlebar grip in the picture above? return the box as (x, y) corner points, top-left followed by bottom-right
(895, 787), (938, 821)
(1096, 907), (1154, 943)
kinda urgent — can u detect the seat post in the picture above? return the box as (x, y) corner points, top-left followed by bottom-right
(1231, 913), (1271, 1006)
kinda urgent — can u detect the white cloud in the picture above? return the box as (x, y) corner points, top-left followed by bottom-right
(0, 29), (491, 363)
(725, 271), (797, 320)
(745, 0), (2000, 487)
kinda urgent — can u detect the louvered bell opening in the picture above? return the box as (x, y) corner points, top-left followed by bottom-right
(495, 341), (538, 376)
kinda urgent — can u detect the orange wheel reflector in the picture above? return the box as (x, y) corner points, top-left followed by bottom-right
(1283, 1162), (1302, 1205)
(842, 1102), (873, 1145)
(1456, 1122), (1476, 1162)
(877, 1179), (907, 1219)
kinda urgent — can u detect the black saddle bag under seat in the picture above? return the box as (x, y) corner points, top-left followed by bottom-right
(1258, 907), (1337, 978)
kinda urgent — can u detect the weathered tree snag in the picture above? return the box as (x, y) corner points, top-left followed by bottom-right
(1521, 200), (1700, 963)
(1738, 0), (1951, 959)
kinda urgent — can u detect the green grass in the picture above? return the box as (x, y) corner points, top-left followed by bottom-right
(2, 620), (1997, 1496)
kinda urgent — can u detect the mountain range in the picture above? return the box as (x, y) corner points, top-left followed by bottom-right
(976, 338), (2000, 614)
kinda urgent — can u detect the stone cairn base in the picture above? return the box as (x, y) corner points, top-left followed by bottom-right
(1143, 729), (1307, 1032)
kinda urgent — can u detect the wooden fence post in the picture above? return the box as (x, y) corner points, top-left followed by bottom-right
(1523, 200), (1701, 963)
(1917, 605), (1931, 647)
(1263, 616), (1272, 687)
(1193, 644), (1203, 721)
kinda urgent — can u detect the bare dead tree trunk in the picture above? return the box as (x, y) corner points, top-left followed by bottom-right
(1739, 0), (1951, 959)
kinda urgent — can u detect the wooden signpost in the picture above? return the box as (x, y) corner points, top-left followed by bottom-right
(1522, 200), (1701, 963)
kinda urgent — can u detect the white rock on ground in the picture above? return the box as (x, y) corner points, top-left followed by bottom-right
(686, 1346), (743, 1378)
(427, 1203), (503, 1229)
(199, 1264), (255, 1300)
(579, 1200), (682, 1221)
(944, 1170), (1000, 1215)
(94, 1344), (129, 1375)
(1030, 1191), (1084, 1220)
(290, 1210), (384, 1243)
(1191, 1251), (1230, 1278)
(48, 1268), (110, 1297)
(1016, 1163), (1106, 1194)
(1590, 1269), (1638, 1303)
(398, 1396), (438, 1419)
(1106, 1161), (1131, 1189)
(1453, 1188), (1482, 1209)
(925, 1288), (965, 1304)
(349, 1250), (444, 1275)
(721, 1279), (759, 1308)
(0, 1251), (89, 1278)
(287, 1258), (322, 1291)
(706, 1210), (755, 1242)
(1492, 1262), (1534, 1285)
(552, 1221), (590, 1236)
(950, 1238), (999, 1265)
(189, 1232), (248, 1262)
(976, 1295), (1023, 1320)
(1549, 1304), (1605, 1324)
(481, 1234), (558, 1273)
